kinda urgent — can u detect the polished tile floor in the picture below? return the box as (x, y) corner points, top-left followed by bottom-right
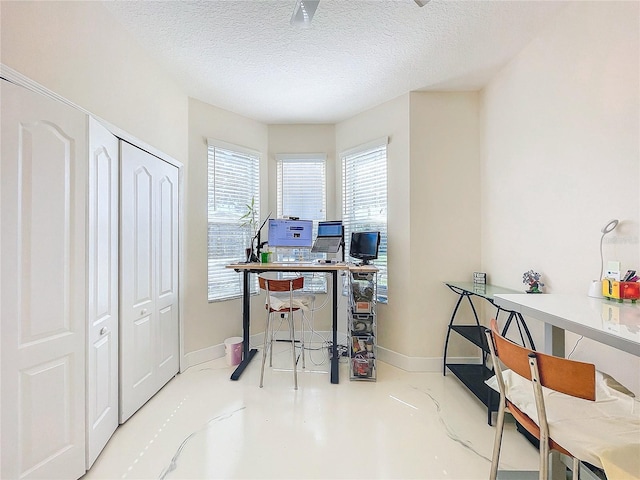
(83, 343), (539, 479)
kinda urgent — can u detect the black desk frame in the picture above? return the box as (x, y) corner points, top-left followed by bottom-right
(230, 264), (342, 384)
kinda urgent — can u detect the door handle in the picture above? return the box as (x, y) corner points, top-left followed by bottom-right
(140, 309), (148, 316)
(99, 327), (108, 336)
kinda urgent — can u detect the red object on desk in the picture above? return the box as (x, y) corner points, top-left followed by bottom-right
(602, 279), (640, 302)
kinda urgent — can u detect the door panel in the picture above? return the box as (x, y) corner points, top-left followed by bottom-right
(156, 165), (179, 380)
(86, 117), (119, 468)
(1, 80), (87, 480)
(158, 305), (177, 367)
(133, 167), (154, 308)
(119, 142), (179, 423)
(132, 315), (153, 388)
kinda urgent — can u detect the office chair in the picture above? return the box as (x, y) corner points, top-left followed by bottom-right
(258, 273), (307, 389)
(484, 319), (596, 480)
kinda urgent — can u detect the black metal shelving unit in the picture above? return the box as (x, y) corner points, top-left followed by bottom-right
(442, 282), (535, 425)
(348, 268), (378, 381)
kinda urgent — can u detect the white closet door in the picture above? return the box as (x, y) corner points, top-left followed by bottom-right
(119, 141), (179, 423)
(86, 117), (119, 467)
(1, 81), (87, 479)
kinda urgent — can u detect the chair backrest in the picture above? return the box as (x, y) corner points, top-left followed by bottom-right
(487, 319), (595, 401)
(258, 275), (304, 293)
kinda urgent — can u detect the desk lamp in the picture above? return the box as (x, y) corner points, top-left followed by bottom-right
(587, 219), (619, 298)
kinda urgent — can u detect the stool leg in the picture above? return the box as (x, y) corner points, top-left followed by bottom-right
(301, 311), (306, 369)
(289, 309), (298, 390)
(260, 313), (271, 388)
(572, 457), (580, 480)
(269, 315), (280, 368)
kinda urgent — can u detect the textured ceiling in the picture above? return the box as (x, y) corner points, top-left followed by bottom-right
(103, 0), (567, 124)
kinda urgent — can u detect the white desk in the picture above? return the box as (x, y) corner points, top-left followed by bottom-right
(494, 294), (640, 357)
(493, 293), (640, 480)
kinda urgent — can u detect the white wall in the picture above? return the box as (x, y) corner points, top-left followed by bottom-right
(481, 1), (640, 393)
(336, 94), (412, 356)
(409, 92), (481, 360)
(335, 92), (482, 368)
(0, 1), (187, 162)
(186, 98), (269, 355)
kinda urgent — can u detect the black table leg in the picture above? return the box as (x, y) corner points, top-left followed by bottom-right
(331, 270), (339, 384)
(231, 269), (258, 380)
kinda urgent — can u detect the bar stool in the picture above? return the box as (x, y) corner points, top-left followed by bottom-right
(258, 273), (306, 389)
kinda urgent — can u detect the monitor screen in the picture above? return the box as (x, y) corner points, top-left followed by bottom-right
(267, 219), (313, 248)
(349, 231), (380, 264)
(317, 221), (343, 237)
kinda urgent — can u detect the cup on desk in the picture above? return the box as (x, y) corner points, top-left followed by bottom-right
(260, 252), (271, 263)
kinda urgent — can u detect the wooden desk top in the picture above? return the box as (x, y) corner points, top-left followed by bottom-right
(226, 261), (377, 273)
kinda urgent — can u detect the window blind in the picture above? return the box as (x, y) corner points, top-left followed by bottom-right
(342, 139), (388, 302)
(208, 141), (260, 301)
(276, 154), (326, 221)
(276, 154), (327, 292)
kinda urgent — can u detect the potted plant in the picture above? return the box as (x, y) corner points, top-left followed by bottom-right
(239, 197), (258, 262)
(523, 270), (544, 293)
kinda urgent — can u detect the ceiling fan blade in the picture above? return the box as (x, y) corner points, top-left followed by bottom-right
(290, 0), (320, 27)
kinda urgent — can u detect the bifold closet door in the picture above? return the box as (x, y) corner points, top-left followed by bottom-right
(86, 117), (119, 467)
(1, 80), (87, 479)
(119, 141), (179, 423)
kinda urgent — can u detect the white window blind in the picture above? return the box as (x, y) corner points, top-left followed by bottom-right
(276, 154), (326, 220)
(342, 139), (388, 302)
(276, 154), (327, 292)
(208, 140), (260, 301)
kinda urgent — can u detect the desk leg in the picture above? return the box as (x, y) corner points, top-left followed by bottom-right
(544, 323), (565, 357)
(330, 270), (339, 384)
(544, 325), (567, 480)
(231, 269), (258, 380)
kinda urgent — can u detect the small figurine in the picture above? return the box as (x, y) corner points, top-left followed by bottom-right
(523, 270), (544, 293)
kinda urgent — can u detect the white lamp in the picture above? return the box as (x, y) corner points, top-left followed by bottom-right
(587, 219), (619, 298)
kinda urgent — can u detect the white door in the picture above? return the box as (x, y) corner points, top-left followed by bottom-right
(86, 118), (119, 467)
(119, 141), (179, 423)
(1, 81), (87, 479)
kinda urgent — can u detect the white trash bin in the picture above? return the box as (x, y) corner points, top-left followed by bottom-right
(224, 337), (243, 366)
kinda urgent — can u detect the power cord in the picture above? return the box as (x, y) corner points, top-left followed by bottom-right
(567, 335), (583, 358)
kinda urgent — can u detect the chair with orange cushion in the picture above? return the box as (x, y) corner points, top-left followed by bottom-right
(484, 318), (596, 480)
(258, 273), (307, 389)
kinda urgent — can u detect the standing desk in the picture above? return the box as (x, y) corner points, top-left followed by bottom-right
(226, 262), (350, 384)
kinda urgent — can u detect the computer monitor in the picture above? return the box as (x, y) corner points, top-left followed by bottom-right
(317, 221), (343, 237)
(312, 221), (344, 253)
(349, 231), (380, 265)
(267, 219), (313, 248)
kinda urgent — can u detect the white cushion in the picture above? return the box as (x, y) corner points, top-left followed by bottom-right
(267, 293), (313, 311)
(486, 370), (640, 478)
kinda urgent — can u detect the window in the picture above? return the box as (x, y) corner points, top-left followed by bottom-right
(276, 153), (327, 292)
(276, 154), (326, 221)
(208, 140), (260, 301)
(342, 138), (388, 302)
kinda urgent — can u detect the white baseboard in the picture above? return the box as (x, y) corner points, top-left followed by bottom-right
(183, 333), (480, 374)
(376, 346), (479, 372)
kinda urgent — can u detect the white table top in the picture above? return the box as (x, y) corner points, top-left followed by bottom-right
(494, 294), (640, 357)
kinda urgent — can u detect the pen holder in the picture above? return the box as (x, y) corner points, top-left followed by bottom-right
(602, 279), (640, 303)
